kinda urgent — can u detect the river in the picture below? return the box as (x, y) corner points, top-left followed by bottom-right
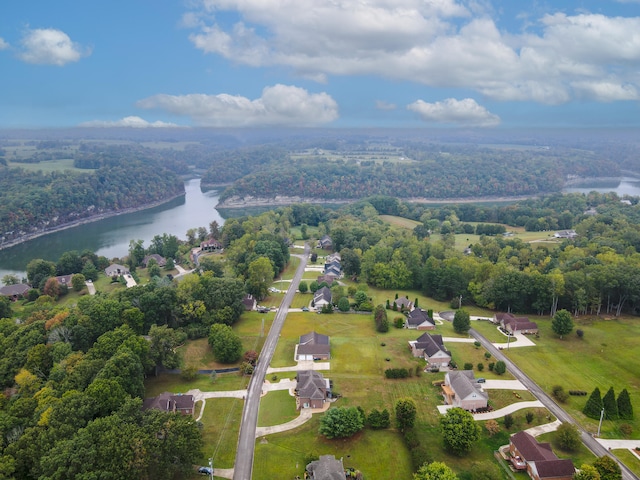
(3, 175), (640, 282)
(0, 178), (224, 280)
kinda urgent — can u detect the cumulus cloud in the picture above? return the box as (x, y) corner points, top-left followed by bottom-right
(136, 84), (339, 127)
(184, 1), (640, 104)
(407, 98), (500, 127)
(79, 116), (180, 128)
(19, 28), (89, 66)
(0, 38), (9, 50)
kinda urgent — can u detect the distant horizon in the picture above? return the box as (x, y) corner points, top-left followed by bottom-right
(2, 1), (640, 129)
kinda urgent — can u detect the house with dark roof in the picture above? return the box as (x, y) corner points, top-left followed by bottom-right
(406, 309), (435, 330)
(296, 370), (331, 409)
(442, 370), (488, 411)
(0, 283), (30, 301)
(409, 333), (451, 369)
(509, 431), (575, 480)
(54, 274), (73, 288)
(391, 296), (413, 312)
(317, 274), (338, 286)
(324, 264), (342, 278)
(142, 392), (195, 415)
(318, 235), (333, 250)
(495, 313), (539, 335)
(104, 264), (129, 278)
(296, 331), (330, 361)
(306, 454), (345, 480)
(313, 286), (332, 309)
(141, 254), (166, 268)
(242, 294), (257, 311)
(201, 238), (223, 252)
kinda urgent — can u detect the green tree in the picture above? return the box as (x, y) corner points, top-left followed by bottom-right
(149, 324), (186, 370)
(56, 250), (83, 275)
(602, 387), (618, 420)
(552, 309), (574, 338)
(2, 274), (20, 286)
(573, 464), (601, 480)
(592, 455), (622, 480)
(318, 407), (364, 439)
(71, 273), (86, 292)
(494, 360), (506, 375)
(440, 407), (481, 455)
(468, 461), (501, 480)
(617, 389), (634, 420)
(0, 296), (12, 318)
(337, 297), (350, 312)
(299, 281), (308, 293)
(128, 239), (145, 267)
(413, 461), (458, 480)
(208, 324), (242, 363)
(245, 256), (275, 300)
(395, 398), (417, 430)
(453, 309), (470, 334)
(374, 304), (389, 333)
(583, 387), (603, 420)
(26, 258), (56, 289)
(556, 422), (581, 451)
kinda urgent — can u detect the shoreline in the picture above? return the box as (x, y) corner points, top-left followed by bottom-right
(216, 194), (540, 209)
(0, 193), (185, 253)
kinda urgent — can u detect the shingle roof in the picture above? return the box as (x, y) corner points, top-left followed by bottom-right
(306, 454), (345, 480)
(407, 309), (434, 327)
(296, 370), (328, 401)
(414, 333), (449, 358)
(0, 283), (30, 296)
(314, 286), (332, 303)
(298, 331), (330, 356)
(447, 370), (487, 401)
(510, 431), (557, 462)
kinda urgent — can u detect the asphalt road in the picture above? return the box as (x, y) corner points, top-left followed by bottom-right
(232, 244), (309, 480)
(470, 327), (638, 480)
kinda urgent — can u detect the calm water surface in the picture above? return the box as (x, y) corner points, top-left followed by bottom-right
(0, 178), (224, 280)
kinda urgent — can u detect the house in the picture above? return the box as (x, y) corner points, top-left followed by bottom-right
(442, 370), (488, 411)
(104, 264), (129, 277)
(324, 264), (342, 278)
(406, 309), (435, 330)
(391, 296), (413, 311)
(318, 235), (333, 250)
(306, 454), (345, 480)
(201, 238), (223, 252)
(142, 392), (195, 415)
(326, 252), (341, 263)
(296, 331), (330, 361)
(408, 333), (451, 368)
(495, 313), (538, 335)
(0, 283), (30, 301)
(509, 431), (575, 480)
(313, 286), (332, 309)
(54, 274), (73, 288)
(296, 370), (331, 409)
(141, 254), (166, 268)
(553, 230), (577, 239)
(242, 294), (257, 311)
(317, 274), (338, 286)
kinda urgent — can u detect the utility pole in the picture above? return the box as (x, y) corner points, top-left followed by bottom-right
(597, 407), (605, 437)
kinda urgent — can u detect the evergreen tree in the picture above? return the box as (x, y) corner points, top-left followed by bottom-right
(602, 387), (618, 420)
(617, 389), (634, 420)
(583, 387), (604, 420)
(453, 309), (470, 334)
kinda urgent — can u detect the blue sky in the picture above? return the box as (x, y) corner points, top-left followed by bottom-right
(1, 0), (639, 129)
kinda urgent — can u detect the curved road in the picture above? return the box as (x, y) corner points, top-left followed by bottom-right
(470, 327), (638, 480)
(232, 244), (309, 480)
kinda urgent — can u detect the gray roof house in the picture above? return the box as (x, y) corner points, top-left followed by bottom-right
(406, 309), (435, 330)
(142, 392), (195, 415)
(141, 253), (166, 267)
(391, 296), (413, 311)
(442, 370), (488, 411)
(0, 283), (31, 300)
(318, 235), (333, 250)
(313, 286), (332, 309)
(409, 333), (451, 368)
(306, 455), (345, 480)
(296, 370), (331, 410)
(105, 264), (129, 277)
(296, 331), (330, 361)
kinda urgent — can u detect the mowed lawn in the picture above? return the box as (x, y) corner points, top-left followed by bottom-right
(506, 315), (640, 438)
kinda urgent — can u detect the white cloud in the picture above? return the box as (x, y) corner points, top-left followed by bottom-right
(185, 1), (640, 104)
(79, 116), (181, 128)
(407, 98), (500, 127)
(0, 38), (9, 50)
(137, 84), (339, 127)
(19, 28), (89, 66)
(375, 100), (397, 111)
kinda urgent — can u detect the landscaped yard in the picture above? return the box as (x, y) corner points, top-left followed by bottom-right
(258, 390), (298, 427)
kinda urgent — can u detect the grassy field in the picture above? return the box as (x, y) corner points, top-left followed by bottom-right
(258, 390), (298, 427)
(506, 315), (640, 438)
(200, 397), (244, 468)
(7, 158), (88, 173)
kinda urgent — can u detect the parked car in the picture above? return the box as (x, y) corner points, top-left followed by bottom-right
(301, 306), (309, 312)
(257, 306), (270, 313)
(198, 466), (213, 475)
(477, 378), (486, 383)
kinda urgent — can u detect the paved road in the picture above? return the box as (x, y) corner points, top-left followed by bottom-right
(471, 327), (638, 480)
(232, 245), (309, 480)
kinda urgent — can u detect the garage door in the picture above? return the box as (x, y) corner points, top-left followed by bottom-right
(298, 354), (313, 361)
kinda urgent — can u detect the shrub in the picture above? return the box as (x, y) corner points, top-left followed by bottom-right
(473, 341), (481, 348)
(569, 390), (588, 396)
(494, 361), (506, 375)
(394, 316), (405, 328)
(181, 365), (198, 380)
(485, 419), (500, 436)
(552, 385), (569, 403)
(620, 423), (633, 437)
(477, 363), (484, 372)
(556, 422), (580, 451)
(488, 362), (495, 371)
(484, 352), (491, 360)
(576, 329), (584, 338)
(384, 368), (409, 379)
(464, 362), (473, 371)
(525, 412), (534, 424)
(503, 414), (514, 429)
